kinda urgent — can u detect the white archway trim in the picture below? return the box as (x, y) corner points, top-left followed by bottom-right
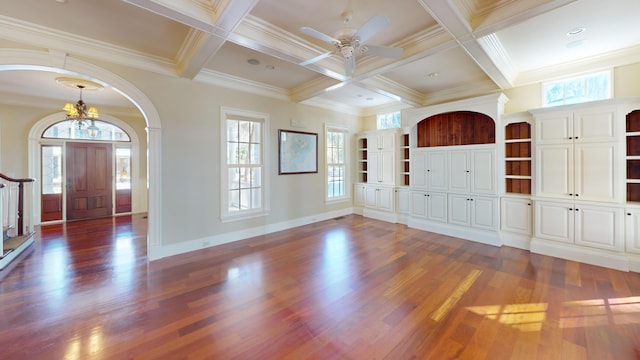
(0, 48), (162, 257)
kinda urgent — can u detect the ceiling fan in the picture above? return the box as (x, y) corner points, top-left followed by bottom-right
(299, 11), (403, 77)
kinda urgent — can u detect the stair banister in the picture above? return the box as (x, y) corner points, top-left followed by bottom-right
(0, 173), (35, 236)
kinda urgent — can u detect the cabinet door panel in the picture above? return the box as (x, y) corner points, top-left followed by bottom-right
(471, 150), (495, 194)
(428, 192), (448, 222)
(354, 184), (366, 207)
(574, 109), (617, 142)
(379, 151), (395, 185)
(501, 198), (532, 235)
(367, 152), (379, 184)
(535, 202), (573, 243)
(364, 186), (378, 208)
(448, 194), (470, 226)
(574, 205), (622, 251)
(396, 189), (410, 214)
(427, 151), (448, 190)
(377, 187), (394, 212)
(449, 151), (469, 193)
(536, 113), (572, 144)
(574, 142), (618, 202)
(625, 209), (640, 254)
(410, 191), (427, 218)
(536, 145), (573, 199)
(471, 196), (497, 231)
(411, 151), (427, 188)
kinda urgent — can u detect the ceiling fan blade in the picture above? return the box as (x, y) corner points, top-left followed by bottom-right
(360, 44), (403, 58)
(299, 51), (334, 66)
(344, 56), (355, 77)
(300, 27), (340, 44)
(354, 14), (388, 44)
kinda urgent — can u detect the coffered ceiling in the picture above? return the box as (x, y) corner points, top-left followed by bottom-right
(0, 0), (638, 115)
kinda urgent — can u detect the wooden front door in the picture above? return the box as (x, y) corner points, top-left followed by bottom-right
(66, 142), (113, 220)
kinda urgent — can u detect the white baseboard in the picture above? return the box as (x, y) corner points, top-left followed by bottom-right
(362, 208), (399, 224)
(501, 232), (532, 250)
(530, 238), (629, 272)
(407, 218), (501, 247)
(151, 208), (354, 260)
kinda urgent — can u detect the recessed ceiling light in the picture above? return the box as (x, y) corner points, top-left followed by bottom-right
(247, 59), (260, 65)
(366, 97), (374, 101)
(265, 65), (275, 70)
(567, 27), (586, 36)
(427, 72), (439, 78)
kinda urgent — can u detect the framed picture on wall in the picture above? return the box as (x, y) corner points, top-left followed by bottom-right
(278, 129), (318, 174)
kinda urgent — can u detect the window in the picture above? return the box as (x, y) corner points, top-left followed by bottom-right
(543, 70), (611, 107)
(41, 145), (62, 195)
(326, 125), (349, 201)
(115, 147), (131, 190)
(220, 107), (269, 221)
(43, 119), (130, 141)
(377, 111), (401, 129)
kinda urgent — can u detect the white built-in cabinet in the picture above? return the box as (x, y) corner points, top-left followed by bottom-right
(410, 190), (447, 222)
(364, 185), (394, 212)
(535, 106), (620, 202)
(367, 131), (396, 186)
(448, 194), (498, 231)
(625, 208), (640, 254)
(534, 200), (623, 252)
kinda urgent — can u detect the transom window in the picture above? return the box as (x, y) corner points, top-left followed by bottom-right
(377, 111), (401, 129)
(543, 70), (611, 107)
(220, 107), (269, 221)
(43, 119), (130, 141)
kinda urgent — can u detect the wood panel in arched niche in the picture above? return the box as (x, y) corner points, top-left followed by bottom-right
(416, 111), (495, 147)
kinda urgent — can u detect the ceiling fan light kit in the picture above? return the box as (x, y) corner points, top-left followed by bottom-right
(299, 12), (403, 77)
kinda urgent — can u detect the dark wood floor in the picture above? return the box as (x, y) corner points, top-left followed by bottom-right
(2, 214), (640, 359)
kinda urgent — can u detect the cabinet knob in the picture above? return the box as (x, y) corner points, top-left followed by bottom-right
(527, 203), (531, 206)
(569, 208), (573, 211)
(575, 194), (579, 197)
(466, 170), (470, 173)
(569, 193), (573, 196)
(575, 137), (579, 140)
(569, 137), (573, 139)
(628, 213), (632, 216)
(575, 208), (579, 211)
(427, 194), (430, 197)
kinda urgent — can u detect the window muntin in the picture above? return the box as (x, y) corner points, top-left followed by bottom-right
(326, 126), (348, 201)
(41, 145), (62, 195)
(115, 147), (131, 190)
(221, 108), (269, 221)
(377, 111), (401, 129)
(543, 71), (611, 107)
(43, 119), (131, 141)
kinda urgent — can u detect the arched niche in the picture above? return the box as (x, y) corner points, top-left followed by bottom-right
(416, 111), (495, 147)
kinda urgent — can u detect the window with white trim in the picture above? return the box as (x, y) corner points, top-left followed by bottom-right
(543, 70), (611, 107)
(377, 111), (401, 129)
(326, 125), (349, 201)
(220, 107), (269, 221)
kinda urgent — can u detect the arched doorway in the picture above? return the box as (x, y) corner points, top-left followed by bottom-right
(0, 49), (162, 258)
(30, 113), (143, 223)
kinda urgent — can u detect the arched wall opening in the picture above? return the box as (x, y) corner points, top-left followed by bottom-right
(0, 48), (162, 258)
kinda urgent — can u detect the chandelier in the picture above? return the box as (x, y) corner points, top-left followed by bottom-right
(63, 84), (100, 134)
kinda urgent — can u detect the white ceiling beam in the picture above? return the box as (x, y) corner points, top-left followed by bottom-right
(125, 0), (260, 79)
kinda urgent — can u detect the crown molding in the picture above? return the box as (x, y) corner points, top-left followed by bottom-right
(0, 15), (177, 77)
(194, 68), (289, 101)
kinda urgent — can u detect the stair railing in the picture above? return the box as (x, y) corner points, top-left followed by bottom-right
(0, 173), (36, 238)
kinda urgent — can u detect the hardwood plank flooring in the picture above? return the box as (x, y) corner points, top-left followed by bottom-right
(2, 214), (640, 359)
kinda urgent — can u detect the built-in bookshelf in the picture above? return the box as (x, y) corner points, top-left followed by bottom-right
(505, 122), (531, 194)
(627, 110), (640, 202)
(401, 133), (410, 186)
(357, 136), (368, 183)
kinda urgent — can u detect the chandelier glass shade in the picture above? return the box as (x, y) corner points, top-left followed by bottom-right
(63, 84), (99, 132)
